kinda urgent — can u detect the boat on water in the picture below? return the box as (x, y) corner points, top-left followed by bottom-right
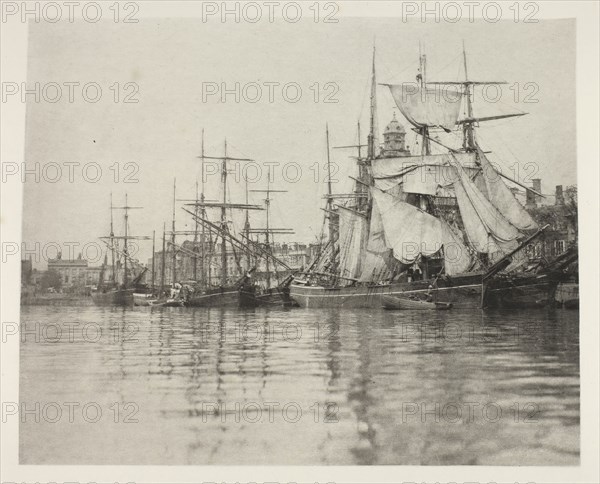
(92, 287), (135, 306)
(133, 292), (159, 306)
(382, 294), (453, 310)
(156, 136), (266, 308)
(241, 170), (298, 307)
(289, 45), (573, 309)
(92, 194), (150, 306)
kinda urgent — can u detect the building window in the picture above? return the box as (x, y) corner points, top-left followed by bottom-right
(555, 240), (565, 254)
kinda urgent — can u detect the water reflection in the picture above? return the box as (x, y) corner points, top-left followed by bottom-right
(20, 305), (579, 465)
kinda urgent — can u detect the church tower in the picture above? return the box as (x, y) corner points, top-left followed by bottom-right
(381, 113), (410, 158)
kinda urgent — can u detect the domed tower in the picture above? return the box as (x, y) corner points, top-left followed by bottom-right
(381, 113), (410, 158)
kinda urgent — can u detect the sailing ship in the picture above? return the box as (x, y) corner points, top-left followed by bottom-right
(182, 138), (264, 307)
(243, 169), (297, 306)
(92, 194), (150, 305)
(289, 45), (573, 309)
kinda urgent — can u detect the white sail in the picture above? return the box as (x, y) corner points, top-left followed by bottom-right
(403, 164), (442, 196)
(337, 206), (368, 280)
(358, 198), (400, 282)
(452, 159), (521, 255)
(477, 149), (538, 231)
(441, 220), (473, 275)
(372, 153), (478, 192)
(386, 84), (463, 130)
(373, 190), (443, 264)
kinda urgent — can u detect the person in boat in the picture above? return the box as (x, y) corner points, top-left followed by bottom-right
(425, 285), (434, 302)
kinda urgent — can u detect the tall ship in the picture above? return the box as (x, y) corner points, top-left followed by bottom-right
(289, 45), (574, 309)
(180, 138), (264, 307)
(244, 168), (297, 306)
(92, 194), (150, 305)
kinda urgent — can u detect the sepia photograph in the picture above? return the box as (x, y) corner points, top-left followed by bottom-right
(1, 1), (598, 483)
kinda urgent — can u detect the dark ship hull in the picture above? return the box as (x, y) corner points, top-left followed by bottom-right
(186, 286), (241, 307)
(240, 287), (294, 307)
(290, 273), (483, 309)
(483, 273), (560, 309)
(91, 288), (134, 306)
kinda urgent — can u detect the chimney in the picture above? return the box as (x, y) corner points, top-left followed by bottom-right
(526, 178), (542, 208)
(555, 185), (564, 206)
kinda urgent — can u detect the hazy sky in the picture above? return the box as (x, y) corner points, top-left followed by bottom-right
(23, 17), (576, 266)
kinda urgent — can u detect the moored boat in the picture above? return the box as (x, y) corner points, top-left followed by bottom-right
(133, 292), (156, 306)
(93, 194), (150, 307)
(382, 294), (453, 310)
(291, 275), (482, 309)
(289, 45), (568, 310)
(92, 287), (134, 306)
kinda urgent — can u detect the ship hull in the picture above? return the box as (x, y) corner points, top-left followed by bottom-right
(243, 288), (292, 307)
(186, 286), (241, 307)
(290, 275), (483, 309)
(133, 293), (156, 306)
(483, 274), (559, 309)
(91, 288), (134, 306)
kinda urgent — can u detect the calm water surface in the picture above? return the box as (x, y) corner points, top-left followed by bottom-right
(20, 305), (579, 465)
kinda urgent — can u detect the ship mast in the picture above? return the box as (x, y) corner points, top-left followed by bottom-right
(151, 230), (155, 290)
(193, 179), (199, 282)
(326, 123), (338, 277)
(123, 193), (129, 287)
(462, 41), (475, 150)
(199, 129), (206, 284)
(367, 46), (378, 160)
(171, 179), (177, 285)
(418, 42), (431, 155)
(244, 176), (251, 271)
(249, 170), (293, 288)
(110, 192), (115, 284)
(160, 222), (166, 294)
(101, 196), (147, 288)
(196, 129), (207, 286)
(186, 139), (262, 286)
(221, 140), (228, 285)
(264, 173), (271, 287)
(426, 42), (518, 152)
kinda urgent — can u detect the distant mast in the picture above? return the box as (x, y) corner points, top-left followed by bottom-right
(221, 140), (228, 285)
(123, 193), (129, 287)
(151, 230), (156, 290)
(367, 46), (378, 160)
(197, 129), (207, 286)
(110, 192), (115, 284)
(244, 176), (251, 271)
(171, 179), (177, 284)
(325, 123), (337, 277)
(418, 43), (431, 155)
(160, 222), (166, 294)
(462, 41), (475, 150)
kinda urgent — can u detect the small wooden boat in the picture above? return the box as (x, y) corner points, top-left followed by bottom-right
(382, 294), (453, 310)
(149, 298), (184, 307)
(133, 293), (157, 306)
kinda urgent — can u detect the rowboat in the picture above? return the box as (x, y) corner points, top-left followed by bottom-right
(133, 293), (157, 306)
(382, 295), (453, 310)
(149, 298), (185, 307)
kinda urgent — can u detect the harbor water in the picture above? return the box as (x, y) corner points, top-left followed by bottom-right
(19, 305), (579, 465)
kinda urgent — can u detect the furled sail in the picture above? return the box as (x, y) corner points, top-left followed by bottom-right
(386, 84), (463, 130)
(477, 149), (538, 231)
(441, 220), (473, 275)
(373, 190), (443, 264)
(452, 158), (522, 255)
(371, 152), (478, 192)
(337, 206), (368, 280)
